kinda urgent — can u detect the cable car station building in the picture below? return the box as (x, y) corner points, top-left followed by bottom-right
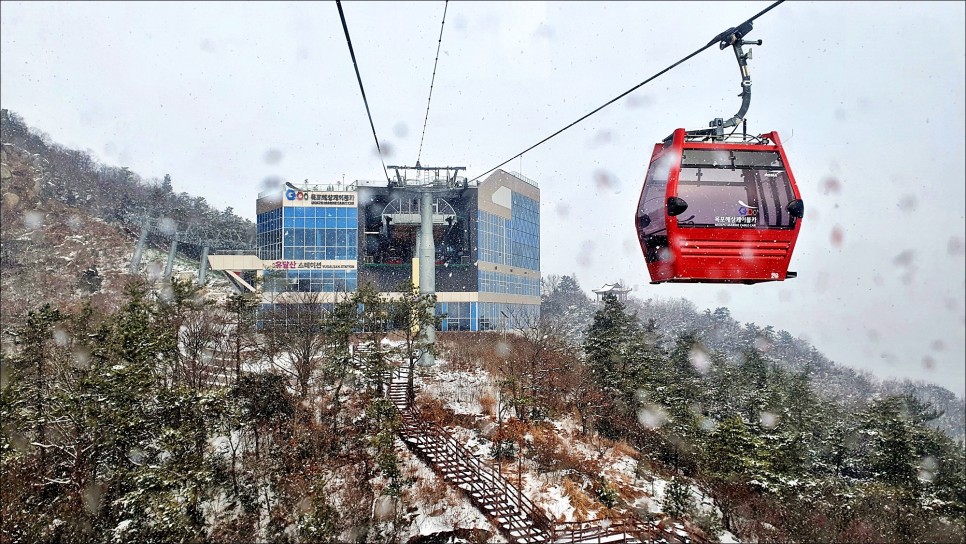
(210, 168), (541, 331)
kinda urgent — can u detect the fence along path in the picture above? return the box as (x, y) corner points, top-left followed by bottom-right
(386, 364), (670, 544)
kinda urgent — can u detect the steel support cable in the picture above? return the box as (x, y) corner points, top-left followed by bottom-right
(416, 0), (449, 165)
(336, 0), (391, 184)
(468, 0), (785, 183)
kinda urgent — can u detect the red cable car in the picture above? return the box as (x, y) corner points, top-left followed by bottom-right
(635, 21), (804, 284)
(635, 128), (803, 284)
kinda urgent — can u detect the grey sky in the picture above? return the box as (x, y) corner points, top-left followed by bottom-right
(2, 1), (964, 395)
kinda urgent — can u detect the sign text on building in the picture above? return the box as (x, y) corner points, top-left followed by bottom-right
(268, 260), (357, 270)
(284, 189), (356, 207)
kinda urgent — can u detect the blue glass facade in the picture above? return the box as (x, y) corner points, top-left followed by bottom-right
(477, 192), (540, 271)
(436, 302), (475, 332)
(257, 190), (359, 296)
(275, 269), (358, 293)
(436, 301), (540, 332)
(281, 206), (358, 261)
(257, 302), (335, 329)
(479, 270), (540, 297)
(458, 180), (540, 332)
(256, 208), (282, 260)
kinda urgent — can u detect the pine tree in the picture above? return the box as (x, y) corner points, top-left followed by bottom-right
(583, 292), (639, 438)
(583, 293), (638, 391)
(860, 396), (920, 491)
(7, 304), (64, 460)
(224, 291), (260, 383)
(707, 415), (772, 482)
(663, 476), (695, 519)
(386, 280), (437, 404)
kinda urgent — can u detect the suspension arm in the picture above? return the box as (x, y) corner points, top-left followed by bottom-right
(690, 21), (763, 139)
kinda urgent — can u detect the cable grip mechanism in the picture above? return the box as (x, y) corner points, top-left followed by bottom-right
(691, 21), (764, 140)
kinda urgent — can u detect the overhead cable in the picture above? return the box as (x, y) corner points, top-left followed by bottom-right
(416, 0), (449, 166)
(467, 0), (785, 183)
(336, 0), (391, 183)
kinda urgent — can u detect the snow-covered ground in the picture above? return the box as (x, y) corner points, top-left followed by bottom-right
(393, 438), (504, 543)
(413, 353), (741, 543)
(138, 247), (235, 302)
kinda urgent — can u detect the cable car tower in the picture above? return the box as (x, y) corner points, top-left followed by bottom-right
(385, 163), (466, 367)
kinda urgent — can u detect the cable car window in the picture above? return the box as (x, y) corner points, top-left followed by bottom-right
(637, 153), (673, 262)
(677, 150), (794, 229)
(756, 170), (796, 228)
(682, 149), (783, 169)
(680, 149), (734, 167)
(637, 154), (671, 237)
(732, 150), (783, 168)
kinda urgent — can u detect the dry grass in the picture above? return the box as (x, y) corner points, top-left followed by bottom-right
(410, 472), (454, 511)
(415, 393), (457, 427)
(562, 476), (597, 522)
(478, 392), (496, 417)
(611, 440), (640, 460)
(437, 331), (526, 376)
(414, 391), (484, 431)
(609, 477), (642, 502)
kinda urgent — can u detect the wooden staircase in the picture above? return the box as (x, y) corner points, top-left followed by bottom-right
(385, 365), (669, 544)
(388, 365), (552, 542)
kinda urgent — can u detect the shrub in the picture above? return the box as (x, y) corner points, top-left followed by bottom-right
(693, 507), (724, 541)
(663, 477), (694, 519)
(595, 477), (621, 508)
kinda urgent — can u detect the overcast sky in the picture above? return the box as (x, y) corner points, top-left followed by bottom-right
(2, 1), (964, 395)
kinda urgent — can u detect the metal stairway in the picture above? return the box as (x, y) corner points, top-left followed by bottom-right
(387, 365), (551, 542)
(385, 365), (665, 544)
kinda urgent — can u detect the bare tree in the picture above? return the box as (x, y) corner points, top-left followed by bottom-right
(223, 290), (260, 384)
(495, 307), (571, 421)
(177, 303), (230, 390)
(262, 291), (327, 399)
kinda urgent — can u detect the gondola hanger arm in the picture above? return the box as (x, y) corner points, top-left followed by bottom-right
(689, 21), (764, 140)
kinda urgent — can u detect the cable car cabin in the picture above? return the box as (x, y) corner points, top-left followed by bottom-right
(635, 128), (804, 284)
